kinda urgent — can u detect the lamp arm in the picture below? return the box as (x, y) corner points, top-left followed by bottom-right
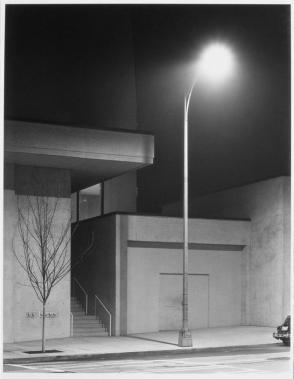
(185, 79), (197, 115)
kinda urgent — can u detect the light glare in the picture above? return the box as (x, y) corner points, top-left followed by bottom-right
(198, 43), (234, 83)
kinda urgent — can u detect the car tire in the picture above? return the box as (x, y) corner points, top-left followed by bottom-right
(282, 339), (290, 346)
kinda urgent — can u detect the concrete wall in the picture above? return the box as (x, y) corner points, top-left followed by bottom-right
(104, 172), (137, 214)
(127, 247), (243, 334)
(163, 177), (291, 326)
(14, 164), (70, 197)
(3, 189), (18, 343)
(127, 215), (251, 246)
(4, 165), (71, 343)
(125, 215), (251, 334)
(282, 178), (291, 321)
(71, 215), (117, 334)
(71, 213), (250, 335)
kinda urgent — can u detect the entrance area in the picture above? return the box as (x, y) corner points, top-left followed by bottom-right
(159, 273), (209, 331)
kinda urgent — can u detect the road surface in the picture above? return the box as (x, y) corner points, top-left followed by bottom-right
(4, 344), (292, 376)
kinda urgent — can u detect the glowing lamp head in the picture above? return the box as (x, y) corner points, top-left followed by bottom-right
(197, 42), (234, 83)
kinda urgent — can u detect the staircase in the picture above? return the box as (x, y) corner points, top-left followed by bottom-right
(71, 296), (108, 337)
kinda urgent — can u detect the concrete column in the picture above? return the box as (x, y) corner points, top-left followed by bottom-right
(115, 215), (129, 336)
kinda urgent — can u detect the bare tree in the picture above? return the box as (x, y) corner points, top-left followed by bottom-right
(13, 193), (93, 353)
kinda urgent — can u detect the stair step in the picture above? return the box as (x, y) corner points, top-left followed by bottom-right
(73, 315), (97, 320)
(71, 310), (86, 314)
(73, 333), (107, 337)
(73, 323), (105, 328)
(73, 334), (108, 337)
(73, 328), (107, 332)
(72, 314), (86, 318)
(73, 328), (106, 333)
(74, 320), (103, 325)
(73, 326), (105, 330)
(74, 324), (103, 328)
(71, 296), (108, 337)
(73, 331), (106, 335)
(73, 316), (100, 319)
(73, 320), (103, 324)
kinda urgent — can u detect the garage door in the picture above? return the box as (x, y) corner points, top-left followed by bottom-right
(159, 274), (209, 331)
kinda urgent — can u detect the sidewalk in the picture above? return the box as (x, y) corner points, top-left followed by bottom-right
(4, 326), (278, 364)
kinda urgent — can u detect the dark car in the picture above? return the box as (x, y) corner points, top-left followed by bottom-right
(273, 315), (291, 346)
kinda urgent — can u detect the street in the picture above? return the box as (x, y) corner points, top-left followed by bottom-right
(4, 344), (291, 376)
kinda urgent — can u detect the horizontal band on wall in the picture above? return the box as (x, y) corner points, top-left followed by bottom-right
(127, 240), (245, 251)
(159, 273), (209, 276)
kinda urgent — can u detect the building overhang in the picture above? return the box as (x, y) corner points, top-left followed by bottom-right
(5, 120), (155, 192)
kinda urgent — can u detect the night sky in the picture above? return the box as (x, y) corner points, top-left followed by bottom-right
(5, 4), (290, 213)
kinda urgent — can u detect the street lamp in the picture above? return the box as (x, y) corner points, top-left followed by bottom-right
(178, 42), (235, 347)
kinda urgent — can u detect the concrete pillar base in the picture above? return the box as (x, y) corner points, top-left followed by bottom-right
(178, 329), (193, 347)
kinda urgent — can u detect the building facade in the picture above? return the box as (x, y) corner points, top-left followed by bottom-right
(163, 176), (291, 327)
(72, 214), (251, 336)
(3, 120), (154, 342)
(4, 120), (290, 341)
(3, 4), (290, 345)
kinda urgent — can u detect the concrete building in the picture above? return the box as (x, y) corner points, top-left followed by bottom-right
(3, 120), (154, 342)
(3, 6), (290, 344)
(163, 176), (291, 327)
(4, 119), (290, 341)
(72, 214), (251, 336)
(72, 175), (291, 336)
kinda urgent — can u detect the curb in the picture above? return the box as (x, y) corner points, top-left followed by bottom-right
(4, 343), (280, 365)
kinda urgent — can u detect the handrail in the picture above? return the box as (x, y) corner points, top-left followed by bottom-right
(95, 294), (112, 336)
(70, 312), (73, 336)
(73, 277), (88, 315)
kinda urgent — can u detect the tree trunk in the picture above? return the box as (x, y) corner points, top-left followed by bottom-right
(42, 303), (46, 353)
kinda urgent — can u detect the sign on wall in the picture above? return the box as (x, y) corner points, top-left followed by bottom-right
(25, 312), (57, 319)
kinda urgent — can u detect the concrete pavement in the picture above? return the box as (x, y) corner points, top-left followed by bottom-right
(3, 326), (280, 364)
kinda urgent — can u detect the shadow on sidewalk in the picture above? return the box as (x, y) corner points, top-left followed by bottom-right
(127, 335), (178, 347)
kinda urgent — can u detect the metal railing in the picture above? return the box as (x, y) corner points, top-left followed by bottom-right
(73, 277), (88, 315)
(94, 295), (112, 336)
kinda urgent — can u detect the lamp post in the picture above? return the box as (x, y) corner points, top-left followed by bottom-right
(178, 81), (196, 347)
(178, 42), (235, 347)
